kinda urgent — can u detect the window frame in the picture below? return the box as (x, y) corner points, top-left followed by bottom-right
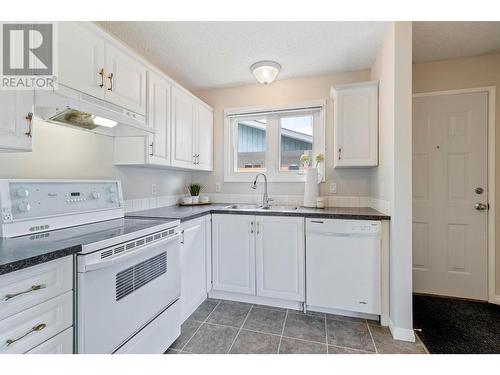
(224, 101), (326, 183)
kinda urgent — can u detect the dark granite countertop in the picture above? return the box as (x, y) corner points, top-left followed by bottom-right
(127, 204), (390, 222)
(0, 217), (177, 276)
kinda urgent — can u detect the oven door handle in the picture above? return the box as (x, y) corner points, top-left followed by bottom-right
(83, 233), (180, 272)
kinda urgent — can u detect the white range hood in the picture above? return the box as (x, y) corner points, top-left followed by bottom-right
(34, 85), (154, 137)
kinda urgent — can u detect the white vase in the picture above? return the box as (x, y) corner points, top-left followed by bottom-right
(303, 167), (320, 207)
(192, 196), (199, 204)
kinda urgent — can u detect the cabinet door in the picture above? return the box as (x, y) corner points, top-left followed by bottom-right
(255, 216), (304, 301)
(171, 86), (195, 169)
(104, 42), (146, 115)
(180, 218), (207, 322)
(58, 22), (105, 99)
(333, 82), (378, 167)
(146, 71), (171, 166)
(195, 104), (213, 171)
(212, 214), (255, 295)
(0, 90), (33, 152)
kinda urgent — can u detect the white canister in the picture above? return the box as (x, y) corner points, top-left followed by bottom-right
(303, 167), (320, 207)
(200, 196), (210, 204)
(192, 196), (200, 204)
(316, 197), (326, 209)
(181, 196), (193, 205)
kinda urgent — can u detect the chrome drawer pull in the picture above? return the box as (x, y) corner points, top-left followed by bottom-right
(6, 323), (46, 346)
(3, 284), (45, 301)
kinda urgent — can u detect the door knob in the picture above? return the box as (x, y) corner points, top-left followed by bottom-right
(475, 203), (488, 211)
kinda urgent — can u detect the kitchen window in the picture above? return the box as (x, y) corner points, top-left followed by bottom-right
(224, 101), (325, 182)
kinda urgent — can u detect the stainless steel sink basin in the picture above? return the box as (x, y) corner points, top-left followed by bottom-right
(259, 205), (299, 211)
(224, 204), (262, 210)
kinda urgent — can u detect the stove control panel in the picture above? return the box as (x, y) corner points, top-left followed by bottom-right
(0, 180), (123, 222)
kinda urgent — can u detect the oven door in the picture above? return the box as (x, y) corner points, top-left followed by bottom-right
(77, 231), (181, 354)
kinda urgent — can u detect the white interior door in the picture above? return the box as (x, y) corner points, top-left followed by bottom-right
(412, 92), (488, 300)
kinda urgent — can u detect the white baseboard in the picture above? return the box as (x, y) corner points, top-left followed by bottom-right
(389, 319), (416, 342)
(489, 295), (500, 305)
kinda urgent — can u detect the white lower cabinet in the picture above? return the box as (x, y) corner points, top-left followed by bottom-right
(212, 214), (256, 295)
(256, 216), (305, 301)
(211, 214), (304, 303)
(27, 327), (73, 354)
(0, 257), (74, 354)
(180, 217), (208, 321)
(0, 291), (73, 354)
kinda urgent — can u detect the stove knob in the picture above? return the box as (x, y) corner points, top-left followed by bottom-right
(16, 188), (30, 198)
(18, 202), (31, 212)
(91, 191), (100, 200)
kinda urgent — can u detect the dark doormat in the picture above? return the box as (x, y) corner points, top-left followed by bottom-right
(413, 294), (500, 354)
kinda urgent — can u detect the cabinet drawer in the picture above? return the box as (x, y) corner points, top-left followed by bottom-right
(0, 291), (73, 354)
(27, 327), (73, 354)
(0, 257), (73, 321)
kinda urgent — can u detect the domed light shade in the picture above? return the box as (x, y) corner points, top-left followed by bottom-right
(251, 61), (281, 85)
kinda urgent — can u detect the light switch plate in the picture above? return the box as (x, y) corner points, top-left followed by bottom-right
(329, 183), (337, 194)
(215, 182), (222, 193)
(151, 184), (157, 195)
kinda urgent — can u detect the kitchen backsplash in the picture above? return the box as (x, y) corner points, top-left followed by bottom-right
(123, 193), (391, 215)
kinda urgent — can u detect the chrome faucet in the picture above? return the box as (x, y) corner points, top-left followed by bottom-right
(251, 173), (272, 209)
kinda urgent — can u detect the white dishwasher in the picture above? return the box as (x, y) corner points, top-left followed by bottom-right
(305, 218), (381, 315)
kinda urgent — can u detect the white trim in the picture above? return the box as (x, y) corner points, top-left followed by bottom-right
(305, 305), (379, 322)
(224, 101), (326, 183)
(389, 319), (416, 342)
(413, 86), (497, 304)
(208, 290), (303, 311)
(224, 100), (326, 117)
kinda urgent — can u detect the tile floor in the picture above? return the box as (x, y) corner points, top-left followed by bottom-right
(166, 299), (428, 354)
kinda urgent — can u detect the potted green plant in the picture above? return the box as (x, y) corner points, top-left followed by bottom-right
(187, 183), (202, 204)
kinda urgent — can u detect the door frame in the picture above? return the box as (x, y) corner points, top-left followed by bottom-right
(413, 86), (497, 304)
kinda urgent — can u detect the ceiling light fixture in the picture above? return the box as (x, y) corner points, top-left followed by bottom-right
(251, 61), (281, 85)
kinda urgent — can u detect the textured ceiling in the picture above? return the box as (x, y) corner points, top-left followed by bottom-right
(413, 21), (500, 63)
(97, 21), (390, 91)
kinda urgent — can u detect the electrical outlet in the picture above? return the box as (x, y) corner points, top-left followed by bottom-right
(215, 182), (222, 193)
(329, 183), (337, 194)
(151, 184), (157, 196)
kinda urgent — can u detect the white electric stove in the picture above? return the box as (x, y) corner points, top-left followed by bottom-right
(0, 180), (182, 354)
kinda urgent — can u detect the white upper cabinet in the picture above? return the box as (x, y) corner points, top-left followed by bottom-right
(0, 90), (34, 152)
(255, 216), (305, 302)
(195, 103), (214, 171)
(104, 43), (146, 115)
(58, 22), (105, 99)
(58, 22), (146, 115)
(332, 81), (378, 168)
(171, 86), (196, 169)
(146, 71), (171, 166)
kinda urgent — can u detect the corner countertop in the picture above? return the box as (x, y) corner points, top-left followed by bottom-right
(126, 203), (390, 222)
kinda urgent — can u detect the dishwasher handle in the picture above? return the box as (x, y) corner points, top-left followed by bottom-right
(82, 233), (180, 272)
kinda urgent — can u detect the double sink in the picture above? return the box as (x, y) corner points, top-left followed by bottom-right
(224, 204), (299, 212)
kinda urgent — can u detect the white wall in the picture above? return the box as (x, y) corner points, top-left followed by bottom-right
(370, 22), (414, 341)
(195, 70), (373, 199)
(0, 120), (192, 200)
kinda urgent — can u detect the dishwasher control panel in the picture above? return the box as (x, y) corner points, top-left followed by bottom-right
(306, 218), (381, 236)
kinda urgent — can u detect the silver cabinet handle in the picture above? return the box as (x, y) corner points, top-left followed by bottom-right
(250, 221), (254, 234)
(3, 284), (45, 302)
(311, 220), (324, 224)
(475, 203), (488, 211)
(180, 229), (185, 244)
(149, 141), (154, 156)
(256, 221), (260, 235)
(6, 323), (46, 346)
(107, 73), (114, 91)
(25, 112), (33, 138)
(338, 147), (342, 160)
